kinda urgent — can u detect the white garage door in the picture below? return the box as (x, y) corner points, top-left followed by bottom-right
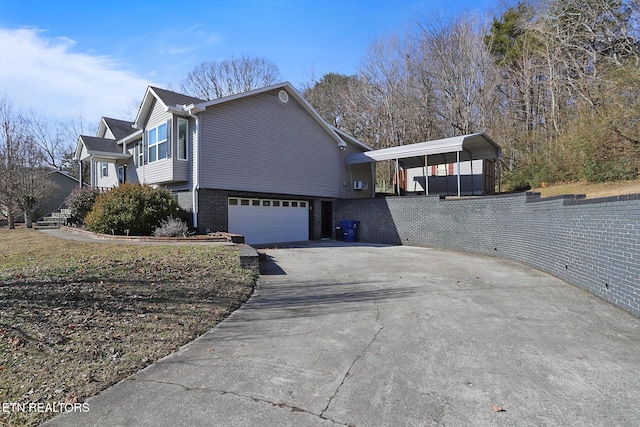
(228, 198), (309, 245)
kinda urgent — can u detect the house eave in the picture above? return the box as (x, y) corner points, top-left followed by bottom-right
(79, 151), (132, 162)
(118, 129), (143, 144)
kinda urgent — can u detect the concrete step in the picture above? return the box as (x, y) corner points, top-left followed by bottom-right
(35, 209), (72, 229)
(35, 222), (62, 229)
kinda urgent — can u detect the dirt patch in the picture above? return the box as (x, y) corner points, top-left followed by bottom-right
(0, 227), (256, 426)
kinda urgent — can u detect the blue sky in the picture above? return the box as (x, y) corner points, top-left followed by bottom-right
(0, 0), (498, 125)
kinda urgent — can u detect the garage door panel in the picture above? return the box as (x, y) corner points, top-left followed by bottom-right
(228, 198), (309, 245)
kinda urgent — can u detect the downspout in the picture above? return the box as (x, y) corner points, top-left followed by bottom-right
(370, 162), (375, 198)
(187, 109), (200, 229)
(338, 144), (343, 199)
(348, 164), (354, 198)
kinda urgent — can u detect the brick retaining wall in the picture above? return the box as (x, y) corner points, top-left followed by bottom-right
(335, 192), (640, 317)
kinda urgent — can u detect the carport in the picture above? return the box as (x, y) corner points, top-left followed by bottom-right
(346, 133), (502, 197)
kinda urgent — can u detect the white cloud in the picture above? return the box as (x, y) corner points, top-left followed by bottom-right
(0, 27), (151, 125)
(206, 33), (222, 44)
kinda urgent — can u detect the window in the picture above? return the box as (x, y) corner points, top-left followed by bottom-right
(177, 119), (188, 160)
(147, 122), (167, 163)
(137, 141), (144, 166)
(101, 162), (108, 177)
(436, 164), (447, 177)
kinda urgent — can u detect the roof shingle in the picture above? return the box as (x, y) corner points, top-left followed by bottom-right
(102, 117), (136, 140)
(150, 87), (206, 107)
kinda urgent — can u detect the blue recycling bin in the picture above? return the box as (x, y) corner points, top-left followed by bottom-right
(340, 220), (360, 242)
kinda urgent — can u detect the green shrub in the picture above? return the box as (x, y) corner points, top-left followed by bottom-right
(582, 157), (638, 183)
(85, 184), (180, 236)
(65, 187), (101, 223)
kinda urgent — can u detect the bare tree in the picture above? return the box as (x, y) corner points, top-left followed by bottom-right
(360, 32), (441, 148)
(31, 115), (78, 171)
(417, 13), (501, 137)
(0, 97), (58, 228)
(180, 55), (281, 100)
(303, 73), (356, 128)
(302, 72), (377, 145)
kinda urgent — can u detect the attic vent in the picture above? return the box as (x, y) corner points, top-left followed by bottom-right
(278, 90), (289, 103)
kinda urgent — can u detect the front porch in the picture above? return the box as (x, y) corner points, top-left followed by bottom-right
(75, 135), (132, 189)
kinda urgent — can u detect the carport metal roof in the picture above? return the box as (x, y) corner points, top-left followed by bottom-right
(346, 133), (501, 168)
(346, 133), (502, 197)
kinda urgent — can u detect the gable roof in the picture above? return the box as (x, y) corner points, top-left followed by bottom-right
(75, 135), (131, 161)
(46, 169), (81, 184)
(151, 86), (206, 108)
(134, 86), (206, 128)
(80, 136), (122, 154)
(99, 117), (136, 140)
(346, 133), (501, 168)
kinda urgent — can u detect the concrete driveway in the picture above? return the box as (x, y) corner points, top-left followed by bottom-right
(45, 243), (640, 426)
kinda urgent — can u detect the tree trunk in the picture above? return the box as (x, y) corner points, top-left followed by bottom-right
(24, 210), (33, 228)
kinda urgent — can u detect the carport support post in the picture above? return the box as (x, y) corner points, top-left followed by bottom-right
(457, 151), (461, 198)
(470, 156), (474, 196)
(423, 155), (428, 195)
(395, 158), (400, 196)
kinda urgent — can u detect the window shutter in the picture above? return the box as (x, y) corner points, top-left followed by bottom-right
(166, 118), (172, 159)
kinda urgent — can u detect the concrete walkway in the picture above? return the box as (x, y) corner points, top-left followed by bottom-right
(44, 243), (640, 426)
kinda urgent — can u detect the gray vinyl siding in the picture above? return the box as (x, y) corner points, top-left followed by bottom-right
(144, 99), (170, 129)
(138, 99), (184, 185)
(198, 90), (341, 197)
(171, 116), (192, 183)
(125, 140), (140, 184)
(339, 142), (372, 199)
(139, 158), (172, 184)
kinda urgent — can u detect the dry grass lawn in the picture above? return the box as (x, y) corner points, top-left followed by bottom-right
(531, 179), (640, 199)
(0, 228), (256, 427)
